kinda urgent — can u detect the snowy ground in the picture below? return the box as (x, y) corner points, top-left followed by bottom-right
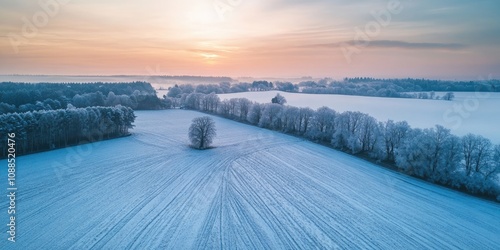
(1, 110), (499, 249)
(219, 91), (500, 143)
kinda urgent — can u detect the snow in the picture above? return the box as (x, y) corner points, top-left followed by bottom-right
(1, 110), (499, 249)
(219, 91), (500, 144)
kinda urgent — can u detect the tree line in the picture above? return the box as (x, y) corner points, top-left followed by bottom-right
(165, 81), (287, 99)
(0, 82), (147, 157)
(166, 82), (249, 98)
(301, 84), (455, 100)
(174, 92), (500, 201)
(300, 78), (499, 99)
(0, 106), (135, 158)
(0, 82), (163, 114)
(343, 77), (500, 92)
(165, 78), (499, 102)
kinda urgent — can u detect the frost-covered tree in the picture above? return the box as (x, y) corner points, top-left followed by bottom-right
(106, 92), (118, 106)
(228, 98), (239, 117)
(180, 84), (195, 94)
(308, 107), (336, 142)
(0, 102), (16, 114)
(443, 92), (455, 101)
(188, 116), (217, 149)
(259, 103), (283, 129)
(297, 107), (314, 135)
(396, 125), (462, 181)
(356, 114), (380, 153)
(218, 100), (231, 117)
(201, 93), (220, 113)
(332, 111), (364, 152)
(167, 86), (182, 98)
(237, 98), (252, 121)
(184, 93), (203, 110)
(439, 134), (461, 184)
(247, 103), (262, 125)
(474, 144), (500, 182)
(461, 134), (492, 176)
(281, 106), (300, 133)
(395, 128), (428, 177)
(275, 81), (297, 92)
(72, 94), (90, 108)
(422, 126), (456, 181)
(381, 120), (410, 162)
(271, 93), (287, 105)
(0, 106), (135, 157)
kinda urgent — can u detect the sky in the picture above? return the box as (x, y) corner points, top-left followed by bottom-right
(0, 0), (499, 79)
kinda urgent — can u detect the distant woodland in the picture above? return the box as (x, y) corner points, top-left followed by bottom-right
(165, 78), (500, 101)
(0, 82), (162, 114)
(300, 78), (500, 99)
(0, 82), (164, 157)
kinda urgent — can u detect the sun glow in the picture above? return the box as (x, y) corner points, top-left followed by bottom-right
(201, 53), (219, 59)
(0, 1), (497, 78)
(200, 53), (220, 64)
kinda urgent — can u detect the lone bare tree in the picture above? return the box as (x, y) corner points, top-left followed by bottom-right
(189, 116), (217, 149)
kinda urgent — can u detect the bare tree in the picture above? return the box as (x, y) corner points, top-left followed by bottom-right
(238, 98), (252, 121)
(184, 93), (203, 110)
(308, 106), (336, 142)
(282, 106), (300, 133)
(201, 93), (220, 113)
(228, 98), (239, 117)
(218, 100), (231, 117)
(259, 103), (283, 129)
(247, 103), (262, 125)
(484, 145), (500, 180)
(462, 134), (492, 176)
(357, 114), (379, 153)
(298, 107), (314, 135)
(188, 116), (217, 149)
(332, 111), (364, 151)
(381, 120), (410, 163)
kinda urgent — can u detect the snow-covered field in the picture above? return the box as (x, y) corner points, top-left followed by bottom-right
(219, 91), (500, 143)
(1, 110), (499, 249)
